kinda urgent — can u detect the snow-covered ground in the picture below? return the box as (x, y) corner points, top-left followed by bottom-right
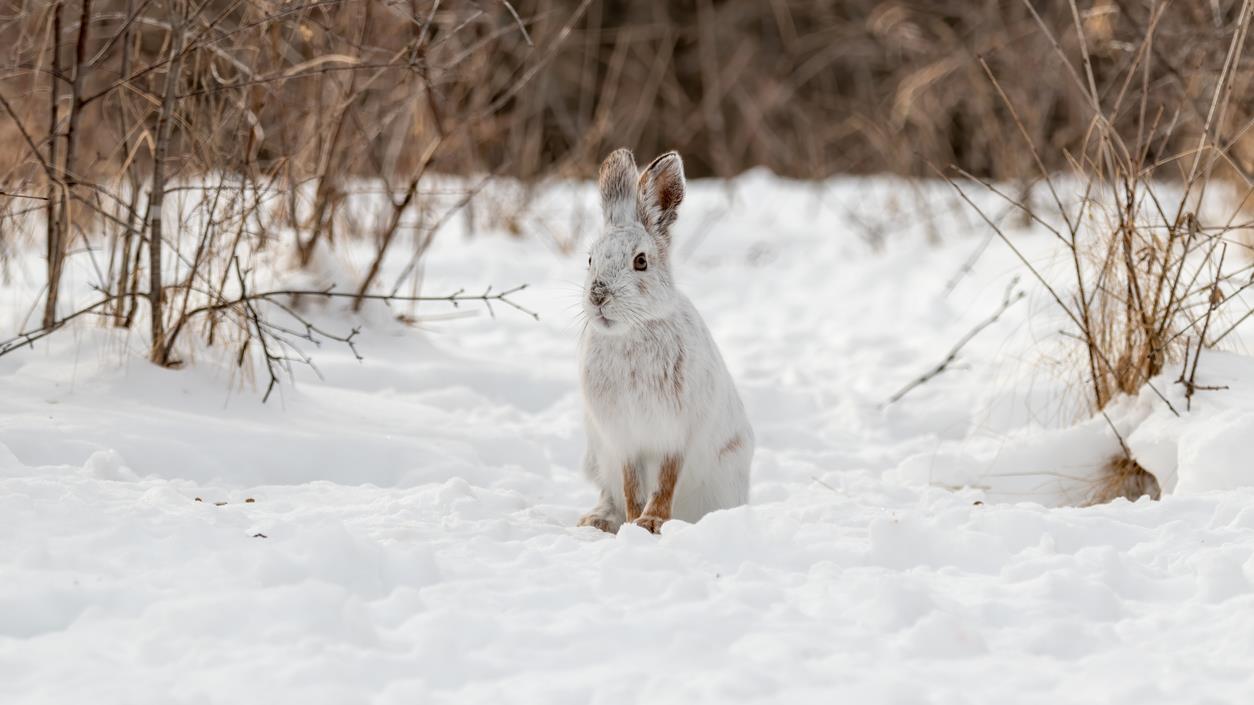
(4, 174), (1254, 703)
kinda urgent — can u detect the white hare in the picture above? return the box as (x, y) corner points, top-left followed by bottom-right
(577, 148), (754, 534)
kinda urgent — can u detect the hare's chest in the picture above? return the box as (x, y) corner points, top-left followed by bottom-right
(580, 335), (686, 446)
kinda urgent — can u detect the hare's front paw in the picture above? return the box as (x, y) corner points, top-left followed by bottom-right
(578, 512), (620, 533)
(634, 515), (667, 534)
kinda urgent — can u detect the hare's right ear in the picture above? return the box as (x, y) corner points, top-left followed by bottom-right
(636, 151), (684, 246)
(598, 148), (637, 226)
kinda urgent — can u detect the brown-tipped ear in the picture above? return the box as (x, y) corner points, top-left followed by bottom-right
(599, 148), (638, 226)
(637, 151), (685, 245)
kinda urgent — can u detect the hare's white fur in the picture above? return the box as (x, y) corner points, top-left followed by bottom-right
(577, 148), (753, 533)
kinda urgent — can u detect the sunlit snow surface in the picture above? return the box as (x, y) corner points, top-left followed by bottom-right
(4, 173), (1254, 703)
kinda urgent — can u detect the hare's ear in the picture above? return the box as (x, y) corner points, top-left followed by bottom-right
(637, 151), (685, 245)
(599, 148), (638, 226)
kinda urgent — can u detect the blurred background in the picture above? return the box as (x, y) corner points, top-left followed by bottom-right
(4, 0), (1252, 181)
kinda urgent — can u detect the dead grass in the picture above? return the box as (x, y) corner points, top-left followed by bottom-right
(948, 0), (1254, 505)
(1087, 456), (1162, 505)
(0, 0), (564, 388)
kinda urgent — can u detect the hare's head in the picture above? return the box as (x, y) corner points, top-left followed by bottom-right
(584, 148), (686, 333)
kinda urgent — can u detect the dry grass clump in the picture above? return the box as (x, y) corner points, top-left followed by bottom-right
(1088, 456), (1162, 505)
(950, 1), (1254, 504)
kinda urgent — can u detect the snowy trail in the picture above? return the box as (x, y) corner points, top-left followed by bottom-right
(3, 176), (1254, 703)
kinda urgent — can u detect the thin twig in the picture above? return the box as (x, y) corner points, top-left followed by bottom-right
(885, 277), (1024, 406)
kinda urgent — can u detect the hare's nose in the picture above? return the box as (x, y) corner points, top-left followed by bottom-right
(589, 281), (609, 306)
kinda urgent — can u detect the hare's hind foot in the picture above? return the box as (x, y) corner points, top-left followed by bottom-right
(578, 512), (620, 533)
(577, 489), (622, 533)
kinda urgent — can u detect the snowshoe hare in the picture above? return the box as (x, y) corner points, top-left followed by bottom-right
(577, 148), (754, 534)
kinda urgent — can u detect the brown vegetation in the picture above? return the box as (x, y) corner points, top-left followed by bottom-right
(947, 0), (1254, 503)
(0, 0), (559, 382)
(7, 2), (1254, 184)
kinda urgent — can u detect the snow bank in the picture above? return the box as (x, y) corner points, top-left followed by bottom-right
(1125, 352), (1254, 494)
(4, 174), (1254, 703)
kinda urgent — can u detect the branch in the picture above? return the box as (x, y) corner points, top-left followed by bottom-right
(0, 295), (118, 356)
(181, 283), (539, 323)
(885, 278), (1024, 406)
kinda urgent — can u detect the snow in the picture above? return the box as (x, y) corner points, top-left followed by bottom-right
(4, 173), (1254, 703)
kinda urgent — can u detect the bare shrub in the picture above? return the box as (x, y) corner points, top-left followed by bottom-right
(1090, 456), (1161, 505)
(949, 1), (1254, 504)
(0, 0), (566, 391)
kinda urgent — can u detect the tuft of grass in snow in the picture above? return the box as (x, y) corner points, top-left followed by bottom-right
(1087, 456), (1162, 506)
(946, 2), (1254, 504)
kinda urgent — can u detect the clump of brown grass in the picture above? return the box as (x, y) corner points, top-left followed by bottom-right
(949, 0), (1254, 504)
(1088, 456), (1162, 505)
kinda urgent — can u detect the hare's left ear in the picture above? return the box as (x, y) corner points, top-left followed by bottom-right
(637, 151), (685, 246)
(599, 148), (638, 226)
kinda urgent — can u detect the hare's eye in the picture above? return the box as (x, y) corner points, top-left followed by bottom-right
(633, 253), (648, 271)
(587, 255), (592, 267)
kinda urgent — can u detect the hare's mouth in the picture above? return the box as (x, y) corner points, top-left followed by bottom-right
(590, 308), (615, 329)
